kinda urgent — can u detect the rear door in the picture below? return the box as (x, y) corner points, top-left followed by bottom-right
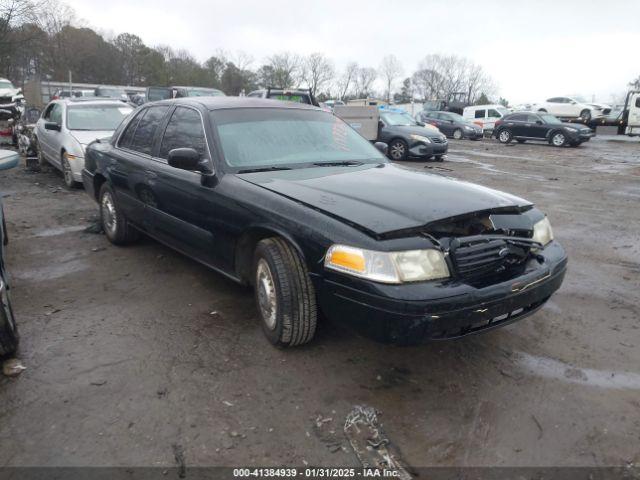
(485, 108), (502, 131)
(505, 114), (528, 136)
(627, 93), (640, 134)
(145, 105), (219, 264)
(473, 108), (486, 129)
(110, 105), (170, 226)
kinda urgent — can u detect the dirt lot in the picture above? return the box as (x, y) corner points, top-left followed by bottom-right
(0, 136), (639, 469)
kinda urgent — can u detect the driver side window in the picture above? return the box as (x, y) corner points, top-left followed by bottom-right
(159, 107), (208, 160)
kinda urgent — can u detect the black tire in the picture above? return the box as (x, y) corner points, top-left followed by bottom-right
(538, 109), (547, 113)
(61, 153), (80, 189)
(452, 128), (463, 140)
(497, 129), (513, 144)
(580, 109), (591, 123)
(34, 137), (47, 168)
(434, 155), (444, 162)
(98, 183), (139, 245)
(253, 237), (317, 347)
(516, 139), (526, 144)
(0, 282), (18, 358)
(550, 131), (567, 147)
(388, 139), (408, 161)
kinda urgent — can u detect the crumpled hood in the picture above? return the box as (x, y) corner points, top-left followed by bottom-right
(238, 163), (532, 235)
(70, 130), (115, 146)
(0, 88), (22, 100)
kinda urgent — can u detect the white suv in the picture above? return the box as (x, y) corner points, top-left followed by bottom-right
(535, 97), (605, 122)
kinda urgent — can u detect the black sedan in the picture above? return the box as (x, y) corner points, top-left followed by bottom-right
(82, 97), (567, 346)
(378, 110), (448, 161)
(494, 112), (594, 147)
(416, 110), (483, 140)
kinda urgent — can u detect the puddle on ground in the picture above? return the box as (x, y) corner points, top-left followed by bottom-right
(32, 225), (86, 237)
(446, 154), (546, 181)
(15, 259), (89, 281)
(517, 352), (640, 390)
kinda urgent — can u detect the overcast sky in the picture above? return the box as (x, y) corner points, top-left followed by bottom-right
(66, 0), (639, 104)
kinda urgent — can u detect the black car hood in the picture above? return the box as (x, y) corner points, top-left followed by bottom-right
(238, 163), (532, 236)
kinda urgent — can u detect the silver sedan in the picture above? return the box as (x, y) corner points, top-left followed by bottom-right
(34, 99), (133, 187)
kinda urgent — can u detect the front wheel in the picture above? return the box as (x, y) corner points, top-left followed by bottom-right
(388, 139), (408, 161)
(452, 128), (463, 140)
(497, 129), (513, 144)
(99, 183), (139, 245)
(0, 282), (19, 357)
(434, 155), (444, 162)
(580, 109), (591, 122)
(61, 153), (80, 189)
(253, 238), (317, 347)
(550, 132), (567, 147)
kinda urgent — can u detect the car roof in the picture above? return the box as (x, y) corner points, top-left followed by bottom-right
(152, 96), (322, 111)
(58, 98), (132, 106)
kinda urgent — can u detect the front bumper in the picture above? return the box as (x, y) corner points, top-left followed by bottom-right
(409, 140), (448, 158)
(464, 129), (483, 139)
(316, 241), (567, 344)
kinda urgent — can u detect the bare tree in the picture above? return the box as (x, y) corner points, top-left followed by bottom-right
(336, 61), (358, 100)
(302, 52), (334, 96)
(379, 54), (403, 103)
(267, 52), (302, 87)
(353, 66), (377, 98)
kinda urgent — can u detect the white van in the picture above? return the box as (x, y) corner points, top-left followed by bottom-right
(625, 91), (640, 136)
(463, 104), (510, 132)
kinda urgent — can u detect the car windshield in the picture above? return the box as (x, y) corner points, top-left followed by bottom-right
(212, 108), (385, 170)
(381, 112), (417, 126)
(442, 112), (468, 123)
(67, 104), (133, 130)
(0, 80), (14, 89)
(267, 93), (312, 104)
(185, 88), (224, 97)
(540, 113), (562, 124)
(97, 88), (126, 98)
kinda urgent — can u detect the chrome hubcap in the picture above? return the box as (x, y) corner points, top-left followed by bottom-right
(256, 259), (277, 330)
(62, 158), (73, 185)
(101, 192), (117, 236)
(390, 143), (405, 159)
(499, 131), (509, 142)
(553, 134), (565, 146)
(454, 130), (462, 139)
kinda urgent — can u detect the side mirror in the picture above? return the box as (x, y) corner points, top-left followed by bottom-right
(536, 120), (543, 125)
(416, 121), (425, 126)
(168, 148), (201, 171)
(44, 122), (61, 131)
(374, 142), (388, 155)
(570, 101), (577, 105)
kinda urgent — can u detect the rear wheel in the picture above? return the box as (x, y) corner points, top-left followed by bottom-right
(434, 155), (444, 162)
(452, 128), (463, 140)
(550, 131), (567, 147)
(388, 139), (408, 161)
(99, 183), (139, 245)
(497, 129), (513, 144)
(253, 238), (317, 347)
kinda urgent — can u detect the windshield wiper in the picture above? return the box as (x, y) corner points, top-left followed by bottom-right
(312, 160), (364, 167)
(237, 166), (293, 173)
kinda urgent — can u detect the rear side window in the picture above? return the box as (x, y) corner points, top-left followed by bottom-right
(129, 106), (169, 155)
(474, 109), (486, 119)
(118, 109), (145, 149)
(159, 107), (207, 159)
(508, 114), (527, 121)
(526, 114), (541, 122)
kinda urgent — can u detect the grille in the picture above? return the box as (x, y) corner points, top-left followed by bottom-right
(431, 137), (446, 144)
(450, 236), (530, 281)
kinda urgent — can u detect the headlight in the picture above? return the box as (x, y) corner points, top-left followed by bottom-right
(532, 217), (554, 246)
(565, 127), (577, 132)
(464, 125), (474, 130)
(324, 244), (450, 284)
(409, 134), (431, 144)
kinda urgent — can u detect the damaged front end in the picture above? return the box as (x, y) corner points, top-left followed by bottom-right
(319, 207), (568, 344)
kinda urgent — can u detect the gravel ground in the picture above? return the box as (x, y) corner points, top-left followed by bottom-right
(0, 136), (638, 469)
